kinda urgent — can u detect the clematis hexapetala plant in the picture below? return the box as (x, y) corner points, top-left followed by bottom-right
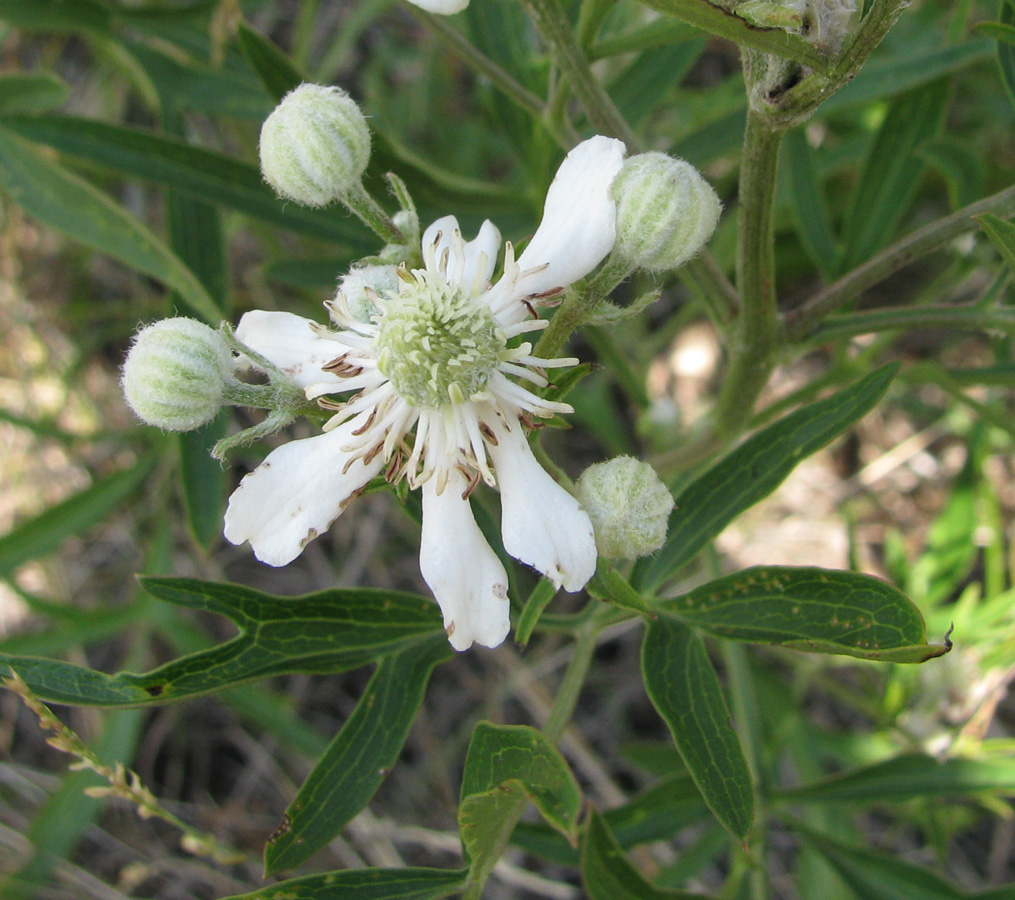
(223, 136), (627, 650)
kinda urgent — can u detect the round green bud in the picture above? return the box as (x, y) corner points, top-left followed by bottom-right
(610, 152), (722, 272)
(576, 456), (674, 560)
(337, 264), (399, 323)
(259, 83), (371, 207)
(121, 318), (232, 431)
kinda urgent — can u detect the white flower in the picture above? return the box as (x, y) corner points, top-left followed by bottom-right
(224, 136), (626, 650)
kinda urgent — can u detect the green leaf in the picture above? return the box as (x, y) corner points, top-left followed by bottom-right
(582, 808), (708, 900)
(778, 753), (1015, 803)
(641, 618), (754, 841)
(838, 80), (949, 272)
(0, 458), (154, 577)
(0, 115), (372, 248)
(998, 1), (1015, 112)
(976, 212), (1015, 270)
(794, 824), (964, 900)
(177, 418), (227, 549)
(0, 127), (221, 322)
(610, 40), (706, 129)
(916, 137), (986, 210)
(265, 638), (452, 874)
(515, 578), (557, 647)
(0, 73), (69, 114)
(237, 21), (305, 102)
(219, 867), (468, 900)
(783, 129), (837, 280)
(0, 579), (443, 706)
(459, 723), (582, 878)
(975, 20), (1015, 45)
(633, 365), (898, 592)
(630, 0), (829, 70)
(0, 0), (110, 32)
(661, 566), (949, 663)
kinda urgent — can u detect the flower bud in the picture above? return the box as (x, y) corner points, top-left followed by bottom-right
(121, 318), (231, 431)
(259, 83), (371, 207)
(576, 456), (674, 560)
(610, 152), (721, 272)
(337, 264), (399, 323)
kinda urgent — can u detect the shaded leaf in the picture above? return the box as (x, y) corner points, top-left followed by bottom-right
(1, 579), (443, 706)
(0, 73), (69, 114)
(633, 365), (897, 592)
(998, 1), (1015, 112)
(0, 0), (110, 32)
(661, 566), (948, 663)
(237, 21), (305, 102)
(641, 618), (754, 840)
(917, 137), (986, 210)
(265, 638), (452, 874)
(582, 808), (708, 900)
(976, 212), (1015, 270)
(220, 868), (468, 900)
(784, 128), (837, 280)
(0, 127), (221, 322)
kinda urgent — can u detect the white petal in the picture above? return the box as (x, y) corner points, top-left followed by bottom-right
(223, 414), (385, 566)
(485, 415), (597, 592)
(235, 310), (345, 389)
(513, 135), (626, 298)
(420, 470), (510, 651)
(404, 0), (469, 13)
(422, 216), (501, 289)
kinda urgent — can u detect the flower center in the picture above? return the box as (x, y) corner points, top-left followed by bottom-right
(375, 271), (505, 409)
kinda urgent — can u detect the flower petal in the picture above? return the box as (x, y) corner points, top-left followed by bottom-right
(485, 414), (597, 592)
(513, 135), (626, 297)
(422, 216), (501, 290)
(235, 310), (345, 389)
(404, 0), (469, 13)
(223, 413), (385, 566)
(420, 470), (510, 651)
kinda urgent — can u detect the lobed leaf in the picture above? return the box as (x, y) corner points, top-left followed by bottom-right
(661, 566), (949, 663)
(582, 808), (709, 900)
(633, 365), (898, 592)
(219, 868), (468, 900)
(1, 579), (443, 706)
(459, 723), (582, 878)
(265, 638), (452, 874)
(641, 619), (754, 841)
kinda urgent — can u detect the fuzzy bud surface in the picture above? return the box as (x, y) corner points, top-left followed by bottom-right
(259, 83), (371, 207)
(610, 152), (721, 272)
(121, 318), (231, 431)
(576, 456), (674, 559)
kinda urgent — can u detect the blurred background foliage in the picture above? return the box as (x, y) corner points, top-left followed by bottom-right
(0, 0), (1015, 898)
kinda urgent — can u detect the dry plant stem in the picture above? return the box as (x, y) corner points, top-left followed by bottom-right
(522, 0), (640, 149)
(461, 612), (603, 900)
(785, 184), (1015, 339)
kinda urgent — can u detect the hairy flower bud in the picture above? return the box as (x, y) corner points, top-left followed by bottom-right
(259, 83), (371, 207)
(610, 152), (721, 272)
(336, 264), (399, 323)
(121, 318), (231, 431)
(576, 456), (674, 560)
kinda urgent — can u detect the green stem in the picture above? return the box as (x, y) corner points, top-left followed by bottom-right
(341, 181), (405, 245)
(785, 184), (1015, 340)
(680, 251), (740, 334)
(461, 613), (603, 900)
(522, 0), (640, 148)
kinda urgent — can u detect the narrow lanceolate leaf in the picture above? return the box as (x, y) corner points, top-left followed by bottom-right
(998, 1), (1015, 112)
(0, 458), (154, 577)
(0, 116), (372, 248)
(794, 824), (964, 900)
(582, 809), (709, 900)
(634, 365), (898, 592)
(237, 21), (305, 102)
(976, 213), (1015, 270)
(0, 579), (443, 706)
(661, 567), (949, 663)
(459, 723), (583, 879)
(0, 0), (111, 32)
(778, 753), (1015, 803)
(784, 129), (837, 281)
(265, 638), (452, 874)
(641, 619), (754, 841)
(630, 0), (829, 70)
(0, 73), (69, 114)
(838, 80), (949, 273)
(219, 867), (468, 900)
(0, 127), (221, 323)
